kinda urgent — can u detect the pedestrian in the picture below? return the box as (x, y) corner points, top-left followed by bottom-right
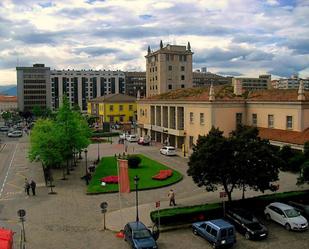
(30, 180), (36, 196)
(24, 178), (30, 196)
(168, 189), (176, 206)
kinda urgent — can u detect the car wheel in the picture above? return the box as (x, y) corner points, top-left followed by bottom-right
(192, 228), (198, 235)
(245, 232), (250, 240)
(265, 213), (271, 221)
(285, 223), (291, 231)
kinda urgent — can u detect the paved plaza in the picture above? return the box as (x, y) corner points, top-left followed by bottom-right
(0, 134), (308, 249)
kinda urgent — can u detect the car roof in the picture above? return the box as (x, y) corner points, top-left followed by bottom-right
(165, 146), (175, 149)
(269, 202), (293, 210)
(208, 219), (233, 229)
(127, 221), (148, 230)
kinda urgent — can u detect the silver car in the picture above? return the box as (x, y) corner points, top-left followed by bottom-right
(264, 202), (308, 231)
(7, 130), (23, 137)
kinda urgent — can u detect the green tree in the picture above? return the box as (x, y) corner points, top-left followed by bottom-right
(304, 141), (309, 160)
(188, 126), (281, 202)
(32, 105), (43, 117)
(298, 161), (309, 185)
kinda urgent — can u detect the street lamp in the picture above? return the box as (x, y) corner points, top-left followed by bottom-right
(84, 149), (88, 175)
(17, 209), (26, 243)
(97, 141), (100, 163)
(134, 175), (140, 222)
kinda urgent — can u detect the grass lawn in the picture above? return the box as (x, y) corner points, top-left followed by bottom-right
(87, 154), (183, 194)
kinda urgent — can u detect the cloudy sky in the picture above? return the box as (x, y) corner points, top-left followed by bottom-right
(0, 0), (309, 85)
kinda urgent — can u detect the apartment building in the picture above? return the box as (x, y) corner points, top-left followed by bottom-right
(137, 83), (309, 151)
(193, 71), (232, 87)
(125, 71), (146, 97)
(274, 75), (309, 90)
(145, 41), (193, 97)
(16, 64), (52, 111)
(232, 75), (271, 94)
(0, 95), (17, 112)
(50, 69), (125, 111)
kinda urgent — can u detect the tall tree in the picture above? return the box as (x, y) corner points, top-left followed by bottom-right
(297, 161), (309, 185)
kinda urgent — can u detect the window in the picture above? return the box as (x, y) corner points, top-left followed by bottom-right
(210, 228), (218, 237)
(181, 84), (185, 88)
(181, 75), (185, 80)
(200, 223), (206, 229)
(168, 65), (172, 71)
(181, 66), (185, 71)
(286, 116), (293, 129)
(109, 116), (114, 122)
(221, 229), (227, 238)
(109, 105), (114, 111)
(189, 136), (194, 149)
(120, 116), (124, 122)
(206, 226), (211, 233)
(190, 112), (194, 123)
(129, 105), (133, 111)
(252, 113), (257, 126)
(168, 84), (172, 90)
(236, 113), (242, 126)
(200, 113), (205, 125)
(268, 114), (274, 128)
(119, 105), (123, 111)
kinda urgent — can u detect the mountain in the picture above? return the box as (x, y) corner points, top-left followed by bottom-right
(0, 85), (17, 96)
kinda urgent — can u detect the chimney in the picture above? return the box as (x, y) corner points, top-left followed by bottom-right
(209, 84), (215, 101)
(233, 79), (242, 96)
(298, 80), (305, 101)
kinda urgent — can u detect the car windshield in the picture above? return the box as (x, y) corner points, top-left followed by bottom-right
(284, 208), (300, 218)
(133, 229), (151, 239)
(246, 222), (263, 231)
(168, 148), (175, 151)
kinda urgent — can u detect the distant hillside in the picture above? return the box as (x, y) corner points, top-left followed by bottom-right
(0, 85), (17, 96)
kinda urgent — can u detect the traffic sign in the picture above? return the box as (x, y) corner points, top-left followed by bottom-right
(17, 209), (26, 218)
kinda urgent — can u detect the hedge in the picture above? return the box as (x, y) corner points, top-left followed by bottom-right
(150, 190), (309, 226)
(91, 132), (120, 137)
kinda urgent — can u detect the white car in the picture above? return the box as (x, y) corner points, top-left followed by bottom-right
(264, 202), (308, 231)
(160, 146), (176, 156)
(126, 134), (139, 142)
(7, 130), (23, 137)
(119, 133), (130, 140)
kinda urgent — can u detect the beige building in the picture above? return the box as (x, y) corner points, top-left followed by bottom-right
(0, 95), (17, 112)
(145, 41), (193, 97)
(232, 75), (272, 94)
(137, 83), (309, 152)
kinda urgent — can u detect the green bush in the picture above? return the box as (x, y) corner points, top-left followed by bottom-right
(128, 155), (141, 168)
(150, 190), (309, 226)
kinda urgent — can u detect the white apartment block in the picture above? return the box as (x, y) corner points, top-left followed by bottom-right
(275, 76), (309, 90)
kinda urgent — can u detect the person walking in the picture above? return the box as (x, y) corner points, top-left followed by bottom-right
(168, 189), (176, 206)
(24, 178), (30, 196)
(30, 180), (36, 196)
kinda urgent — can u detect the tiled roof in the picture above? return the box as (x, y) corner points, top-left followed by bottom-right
(258, 127), (309, 145)
(142, 87), (309, 102)
(0, 95), (17, 102)
(89, 94), (136, 103)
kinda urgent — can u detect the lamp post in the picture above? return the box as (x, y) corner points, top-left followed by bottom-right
(97, 141), (100, 163)
(84, 149), (88, 175)
(134, 175), (140, 222)
(17, 209), (26, 243)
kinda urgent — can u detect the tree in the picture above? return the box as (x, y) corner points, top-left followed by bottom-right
(187, 126), (281, 202)
(298, 161), (309, 185)
(304, 141), (309, 160)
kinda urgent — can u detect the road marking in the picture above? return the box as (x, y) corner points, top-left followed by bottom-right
(0, 143), (7, 152)
(0, 143), (18, 199)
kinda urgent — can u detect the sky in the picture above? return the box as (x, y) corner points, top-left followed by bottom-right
(0, 0), (309, 85)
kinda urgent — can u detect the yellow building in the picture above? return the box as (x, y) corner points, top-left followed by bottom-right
(87, 94), (137, 124)
(137, 83), (309, 152)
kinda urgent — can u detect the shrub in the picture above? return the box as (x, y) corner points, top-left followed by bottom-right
(287, 153), (306, 172)
(128, 155), (141, 168)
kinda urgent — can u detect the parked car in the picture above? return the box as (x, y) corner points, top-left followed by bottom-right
(192, 219), (236, 248)
(123, 221), (159, 249)
(160, 146), (176, 156)
(264, 202), (308, 231)
(0, 126), (9, 132)
(138, 135), (151, 145)
(119, 133), (129, 140)
(7, 130), (23, 137)
(225, 208), (268, 240)
(288, 201), (309, 219)
(126, 134), (139, 142)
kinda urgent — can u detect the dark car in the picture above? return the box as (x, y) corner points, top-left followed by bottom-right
(124, 221), (158, 249)
(288, 201), (309, 219)
(225, 208), (268, 240)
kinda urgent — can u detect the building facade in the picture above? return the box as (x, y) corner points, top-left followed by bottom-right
(137, 84), (309, 152)
(125, 71), (146, 97)
(0, 95), (17, 112)
(87, 94), (136, 124)
(16, 64), (52, 111)
(232, 75), (271, 94)
(50, 69), (125, 111)
(145, 41), (193, 97)
(193, 71), (232, 87)
(274, 75), (309, 90)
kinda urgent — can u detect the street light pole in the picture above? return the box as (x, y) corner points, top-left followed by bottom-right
(134, 175), (140, 222)
(97, 141), (100, 163)
(84, 149), (88, 175)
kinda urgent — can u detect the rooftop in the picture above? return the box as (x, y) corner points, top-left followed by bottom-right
(141, 86), (309, 102)
(0, 95), (17, 102)
(89, 94), (136, 103)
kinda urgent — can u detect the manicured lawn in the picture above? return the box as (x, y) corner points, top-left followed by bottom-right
(87, 154), (183, 194)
